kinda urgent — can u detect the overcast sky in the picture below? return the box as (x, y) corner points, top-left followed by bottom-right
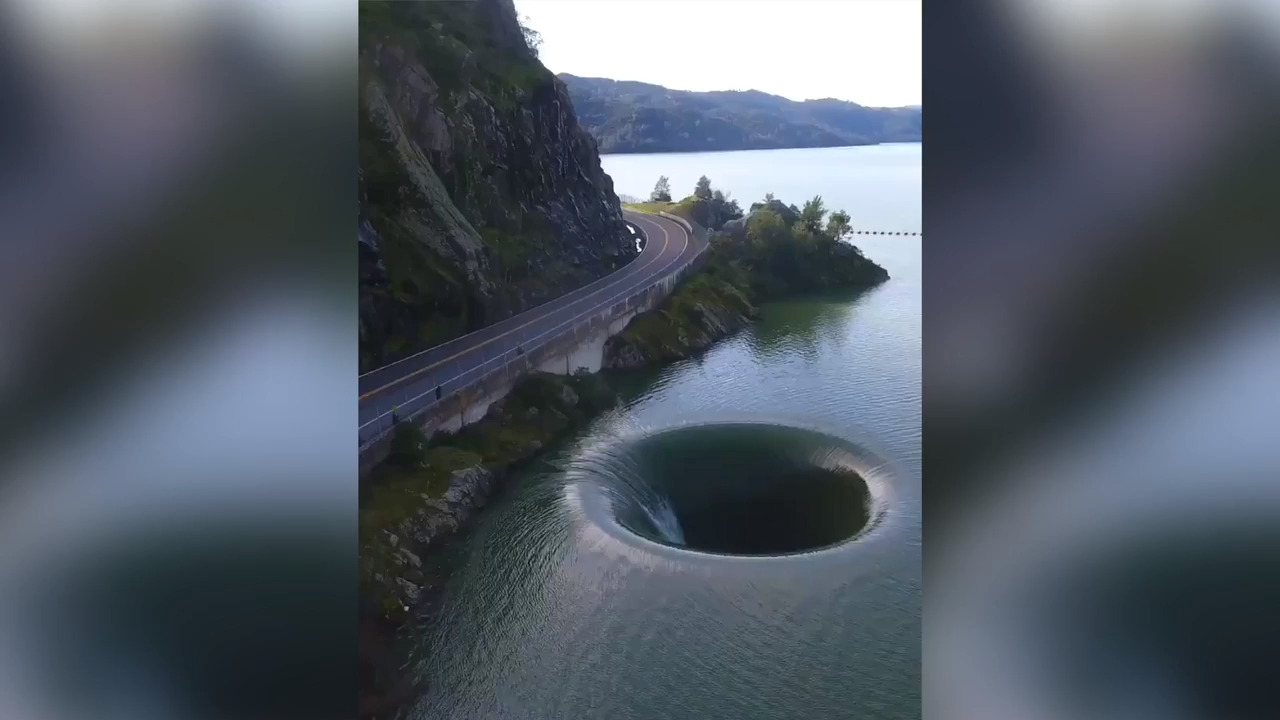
(513, 0), (921, 107)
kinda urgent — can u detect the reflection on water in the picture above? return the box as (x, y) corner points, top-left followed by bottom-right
(746, 288), (878, 365)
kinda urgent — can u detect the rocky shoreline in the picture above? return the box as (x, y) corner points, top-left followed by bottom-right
(358, 371), (617, 719)
(604, 275), (759, 369)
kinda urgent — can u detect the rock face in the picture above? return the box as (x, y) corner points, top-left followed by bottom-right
(721, 200), (802, 240)
(746, 199), (802, 226)
(358, 0), (637, 371)
(720, 216), (748, 239)
(369, 461), (497, 613)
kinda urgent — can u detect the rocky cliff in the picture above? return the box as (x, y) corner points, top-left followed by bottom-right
(358, 0), (636, 371)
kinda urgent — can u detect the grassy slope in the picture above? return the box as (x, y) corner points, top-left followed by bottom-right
(622, 199), (697, 220)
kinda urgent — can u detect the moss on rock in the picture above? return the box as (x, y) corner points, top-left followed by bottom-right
(605, 274), (757, 368)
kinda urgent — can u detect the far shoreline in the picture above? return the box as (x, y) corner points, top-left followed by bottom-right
(599, 140), (921, 158)
(599, 140), (921, 156)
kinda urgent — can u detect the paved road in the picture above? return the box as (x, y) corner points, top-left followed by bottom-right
(358, 211), (697, 446)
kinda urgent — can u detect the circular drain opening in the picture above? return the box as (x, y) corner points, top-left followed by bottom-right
(577, 423), (884, 557)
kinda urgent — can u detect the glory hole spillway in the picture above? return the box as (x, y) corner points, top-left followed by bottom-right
(572, 423), (887, 558)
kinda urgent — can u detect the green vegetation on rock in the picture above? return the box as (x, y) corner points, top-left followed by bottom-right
(621, 201), (674, 214)
(440, 370), (616, 465)
(606, 273), (757, 368)
(607, 179), (889, 368)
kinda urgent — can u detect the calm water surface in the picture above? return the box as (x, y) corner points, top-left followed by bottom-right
(407, 144), (921, 719)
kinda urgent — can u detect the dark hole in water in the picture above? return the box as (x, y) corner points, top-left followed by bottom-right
(675, 467), (870, 555)
(602, 424), (876, 557)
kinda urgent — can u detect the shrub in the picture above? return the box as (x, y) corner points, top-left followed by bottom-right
(387, 420), (427, 468)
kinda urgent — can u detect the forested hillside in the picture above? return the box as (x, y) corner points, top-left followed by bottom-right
(559, 74), (921, 154)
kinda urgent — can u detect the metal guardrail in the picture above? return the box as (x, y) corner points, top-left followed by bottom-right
(358, 212), (707, 452)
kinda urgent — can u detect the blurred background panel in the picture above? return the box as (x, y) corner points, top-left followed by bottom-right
(926, 1), (1280, 720)
(0, 1), (357, 719)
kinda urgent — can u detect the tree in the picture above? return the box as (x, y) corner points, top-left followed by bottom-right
(826, 209), (852, 241)
(650, 175), (672, 202)
(519, 15), (542, 57)
(723, 196), (743, 219)
(747, 209), (790, 248)
(764, 192), (775, 203)
(800, 194), (826, 233)
(704, 188), (742, 229)
(747, 209), (801, 277)
(694, 175), (713, 201)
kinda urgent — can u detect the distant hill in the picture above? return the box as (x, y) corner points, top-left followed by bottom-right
(558, 74), (921, 154)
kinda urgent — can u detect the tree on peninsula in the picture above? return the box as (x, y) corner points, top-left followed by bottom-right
(826, 209), (852, 241)
(799, 195), (826, 234)
(650, 175), (672, 202)
(694, 175), (713, 201)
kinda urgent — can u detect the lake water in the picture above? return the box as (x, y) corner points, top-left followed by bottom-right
(406, 143), (921, 719)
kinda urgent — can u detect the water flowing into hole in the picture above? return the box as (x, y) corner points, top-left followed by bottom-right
(570, 422), (887, 557)
(641, 494), (685, 546)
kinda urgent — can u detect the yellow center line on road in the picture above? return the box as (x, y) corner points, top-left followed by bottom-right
(358, 215), (676, 402)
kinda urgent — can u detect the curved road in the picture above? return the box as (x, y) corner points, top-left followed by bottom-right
(358, 211), (697, 446)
